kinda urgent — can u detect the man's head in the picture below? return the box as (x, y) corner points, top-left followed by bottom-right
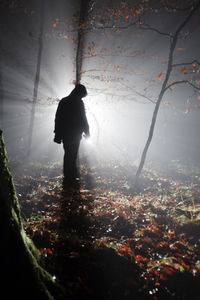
(71, 84), (87, 98)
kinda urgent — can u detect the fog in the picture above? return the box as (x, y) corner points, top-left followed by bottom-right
(1, 0), (200, 171)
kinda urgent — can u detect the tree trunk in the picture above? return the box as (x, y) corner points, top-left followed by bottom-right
(0, 129), (65, 299)
(75, 0), (90, 84)
(27, 0), (45, 157)
(134, 4), (200, 187)
(0, 63), (4, 128)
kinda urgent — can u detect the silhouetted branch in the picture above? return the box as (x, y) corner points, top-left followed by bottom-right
(172, 60), (200, 67)
(120, 81), (156, 104)
(161, 0), (197, 11)
(164, 80), (200, 92)
(134, 2), (200, 187)
(134, 90), (156, 104)
(139, 23), (172, 37)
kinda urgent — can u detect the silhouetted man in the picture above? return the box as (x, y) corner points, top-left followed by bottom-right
(54, 84), (90, 187)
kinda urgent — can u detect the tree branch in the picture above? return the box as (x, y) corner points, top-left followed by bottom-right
(164, 80), (200, 92)
(173, 59), (200, 67)
(139, 23), (172, 37)
(135, 1), (200, 185)
(161, 0), (196, 11)
(119, 81), (156, 104)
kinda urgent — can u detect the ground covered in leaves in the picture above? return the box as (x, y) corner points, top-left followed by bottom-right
(12, 161), (200, 300)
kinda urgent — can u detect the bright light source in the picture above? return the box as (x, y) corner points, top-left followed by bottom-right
(85, 137), (92, 145)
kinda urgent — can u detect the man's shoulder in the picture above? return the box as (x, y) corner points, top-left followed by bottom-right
(59, 96), (71, 105)
(60, 96), (70, 102)
(59, 96), (84, 107)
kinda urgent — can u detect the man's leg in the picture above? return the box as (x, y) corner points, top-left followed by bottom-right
(63, 141), (80, 185)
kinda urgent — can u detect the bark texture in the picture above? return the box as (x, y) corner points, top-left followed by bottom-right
(0, 129), (65, 299)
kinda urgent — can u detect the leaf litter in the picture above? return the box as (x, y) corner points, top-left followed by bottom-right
(13, 161), (200, 299)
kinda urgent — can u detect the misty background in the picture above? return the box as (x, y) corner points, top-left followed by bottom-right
(0, 0), (200, 171)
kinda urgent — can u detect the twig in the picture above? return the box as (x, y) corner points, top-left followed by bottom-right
(119, 82), (156, 104)
(164, 80), (200, 92)
(139, 23), (172, 38)
(173, 60), (200, 67)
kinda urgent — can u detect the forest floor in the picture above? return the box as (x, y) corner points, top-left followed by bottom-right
(12, 160), (200, 300)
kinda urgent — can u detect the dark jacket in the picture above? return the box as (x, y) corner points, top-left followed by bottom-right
(54, 95), (89, 143)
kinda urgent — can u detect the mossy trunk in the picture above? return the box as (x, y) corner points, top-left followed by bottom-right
(0, 129), (66, 299)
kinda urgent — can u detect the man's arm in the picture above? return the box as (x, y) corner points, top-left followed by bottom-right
(54, 101), (63, 143)
(81, 102), (90, 138)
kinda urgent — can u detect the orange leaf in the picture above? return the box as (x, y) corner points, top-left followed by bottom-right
(160, 273), (167, 280)
(158, 73), (162, 80)
(51, 191), (55, 196)
(53, 23), (57, 28)
(182, 67), (188, 74)
(177, 48), (184, 51)
(198, 96), (200, 101)
(135, 255), (143, 262)
(46, 248), (53, 255)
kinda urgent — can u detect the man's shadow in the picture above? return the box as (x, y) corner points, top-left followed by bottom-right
(55, 161), (148, 299)
(55, 162), (96, 290)
(58, 142), (96, 247)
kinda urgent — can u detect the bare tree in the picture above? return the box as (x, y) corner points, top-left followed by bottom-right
(134, 2), (200, 186)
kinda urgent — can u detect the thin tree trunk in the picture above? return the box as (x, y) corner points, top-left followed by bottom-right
(75, 0), (90, 84)
(27, 1), (45, 157)
(134, 3), (200, 186)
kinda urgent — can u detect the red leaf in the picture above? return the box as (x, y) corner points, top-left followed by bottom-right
(46, 248), (53, 255)
(159, 272), (167, 281)
(182, 67), (188, 74)
(158, 73), (162, 80)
